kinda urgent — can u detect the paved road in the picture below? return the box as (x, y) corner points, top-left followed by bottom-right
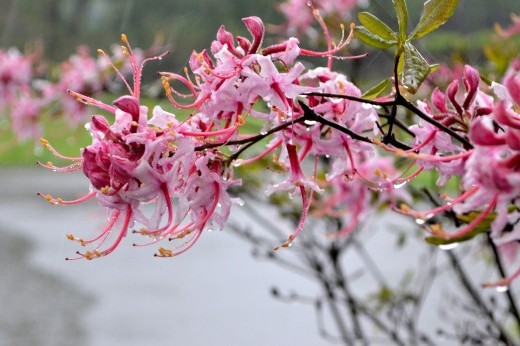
(0, 168), (325, 346)
(1, 168), (509, 345)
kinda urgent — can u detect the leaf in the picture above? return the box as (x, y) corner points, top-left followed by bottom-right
(362, 78), (392, 99)
(425, 209), (497, 246)
(392, 0), (408, 43)
(424, 225), (485, 246)
(357, 12), (397, 41)
(354, 26), (397, 49)
(400, 42), (430, 93)
(410, 0), (459, 40)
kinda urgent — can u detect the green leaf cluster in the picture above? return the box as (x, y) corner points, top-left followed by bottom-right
(354, 0), (459, 93)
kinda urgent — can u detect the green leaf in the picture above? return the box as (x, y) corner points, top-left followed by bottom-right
(400, 42), (430, 93)
(362, 78), (392, 99)
(425, 212), (494, 246)
(424, 226), (485, 246)
(392, 0), (408, 42)
(357, 12), (397, 41)
(410, 0), (459, 40)
(354, 26), (397, 49)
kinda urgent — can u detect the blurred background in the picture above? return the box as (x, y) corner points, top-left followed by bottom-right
(1, 0), (520, 345)
(2, 0), (519, 77)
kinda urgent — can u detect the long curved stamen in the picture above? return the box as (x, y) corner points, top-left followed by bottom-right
(275, 185), (313, 249)
(427, 195), (497, 240)
(39, 138), (82, 161)
(37, 160), (83, 173)
(67, 90), (117, 114)
(397, 186), (480, 220)
(97, 48), (133, 96)
(37, 191), (96, 205)
(69, 209), (121, 246)
(94, 206), (133, 258)
(65, 209), (121, 260)
(133, 184), (174, 238)
(179, 125), (238, 138)
(483, 265), (520, 289)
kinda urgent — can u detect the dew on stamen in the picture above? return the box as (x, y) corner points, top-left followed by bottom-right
(439, 243), (459, 251)
(393, 181), (407, 189)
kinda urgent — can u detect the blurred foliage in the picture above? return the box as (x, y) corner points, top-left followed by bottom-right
(0, 0), (282, 76)
(1, 0), (518, 77)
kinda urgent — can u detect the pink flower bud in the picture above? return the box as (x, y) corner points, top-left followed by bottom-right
(505, 74), (520, 107)
(242, 16), (264, 54)
(446, 80), (462, 115)
(431, 87), (448, 113)
(470, 117), (506, 146)
(463, 65), (480, 110)
(91, 115), (111, 135)
(113, 95), (140, 120)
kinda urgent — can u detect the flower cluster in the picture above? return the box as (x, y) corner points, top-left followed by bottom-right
(0, 47), (41, 140)
(278, 0), (368, 38)
(0, 44), (145, 141)
(40, 17), (407, 258)
(36, 9), (520, 289)
(391, 63), (520, 287)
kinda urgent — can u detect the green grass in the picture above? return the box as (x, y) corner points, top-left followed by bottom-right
(0, 95), (267, 167)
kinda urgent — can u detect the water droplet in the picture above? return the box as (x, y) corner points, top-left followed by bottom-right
(439, 243), (459, 251)
(34, 146), (44, 157)
(306, 0), (312, 7)
(304, 120), (317, 126)
(67, 137), (76, 145)
(495, 285), (509, 293)
(158, 57), (163, 60)
(217, 203), (222, 208)
(415, 218), (426, 225)
(260, 131), (268, 136)
(206, 229), (214, 233)
(393, 181), (407, 189)
(232, 160), (244, 167)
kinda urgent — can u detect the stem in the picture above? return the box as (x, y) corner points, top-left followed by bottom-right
(486, 233), (520, 328)
(308, 254), (354, 345)
(329, 245), (369, 346)
(299, 101), (374, 145)
(332, 254), (407, 346)
(397, 94), (473, 149)
(446, 250), (513, 344)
